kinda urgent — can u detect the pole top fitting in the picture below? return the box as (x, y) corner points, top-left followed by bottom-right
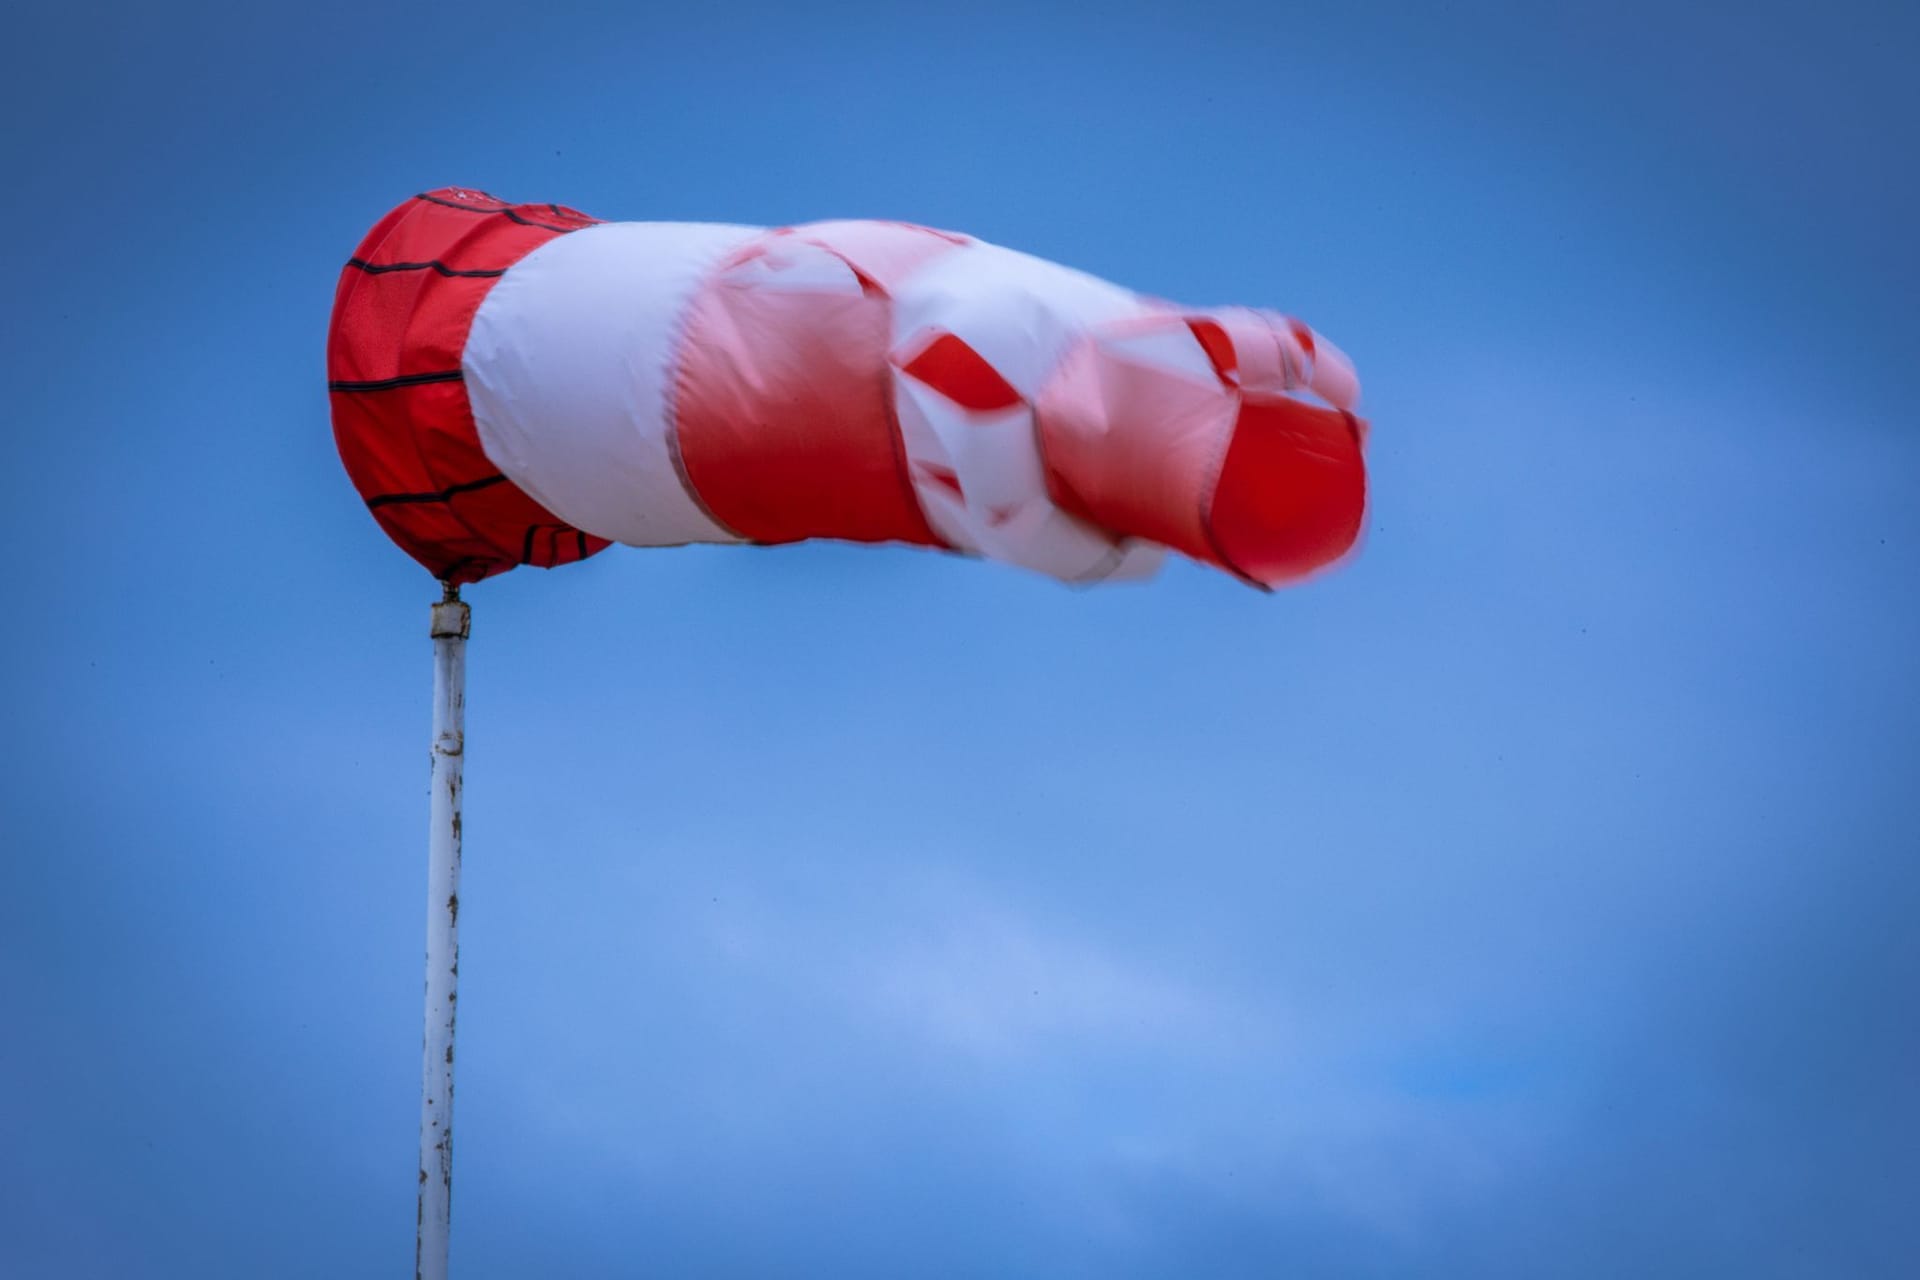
(430, 598), (471, 640)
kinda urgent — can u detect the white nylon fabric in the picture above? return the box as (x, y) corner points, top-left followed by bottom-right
(464, 220), (760, 547)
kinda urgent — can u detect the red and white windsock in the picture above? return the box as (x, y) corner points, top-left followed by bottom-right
(328, 188), (1369, 588)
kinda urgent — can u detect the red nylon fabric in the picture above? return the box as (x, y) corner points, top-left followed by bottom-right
(1035, 326), (1235, 566)
(328, 189), (610, 584)
(1206, 396), (1367, 587)
(897, 333), (1024, 411)
(1037, 314), (1367, 588)
(673, 234), (945, 549)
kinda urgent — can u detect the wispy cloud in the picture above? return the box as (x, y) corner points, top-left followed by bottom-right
(695, 869), (1268, 1064)
(669, 863), (1568, 1250)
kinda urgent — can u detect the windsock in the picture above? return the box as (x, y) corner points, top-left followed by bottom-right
(328, 188), (1367, 588)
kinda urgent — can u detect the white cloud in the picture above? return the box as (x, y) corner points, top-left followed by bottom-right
(692, 867), (1273, 1065)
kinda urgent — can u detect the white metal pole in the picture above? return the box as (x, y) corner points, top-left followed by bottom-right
(418, 585), (469, 1280)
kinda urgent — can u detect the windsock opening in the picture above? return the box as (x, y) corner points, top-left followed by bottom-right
(328, 189), (612, 585)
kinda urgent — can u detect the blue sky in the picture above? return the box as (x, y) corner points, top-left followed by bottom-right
(2, 2), (1916, 1275)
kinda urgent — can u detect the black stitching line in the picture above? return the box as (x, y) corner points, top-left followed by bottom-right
(414, 191), (508, 212)
(329, 370), (464, 393)
(413, 191), (585, 234)
(346, 257), (507, 279)
(366, 473), (508, 509)
(502, 207), (580, 232)
(518, 522), (591, 566)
